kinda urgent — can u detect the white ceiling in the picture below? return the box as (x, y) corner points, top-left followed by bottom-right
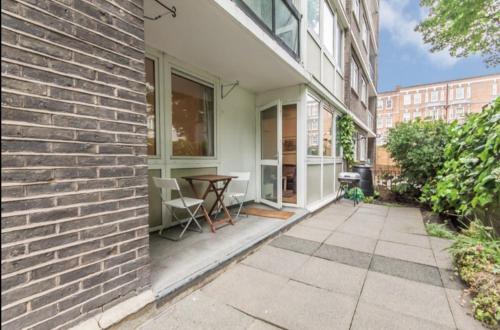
(144, 0), (307, 92)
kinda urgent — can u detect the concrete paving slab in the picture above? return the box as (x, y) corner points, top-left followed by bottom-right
(314, 244), (372, 269)
(370, 255), (442, 287)
(387, 206), (423, 219)
(439, 268), (466, 290)
(445, 288), (488, 330)
(337, 219), (383, 239)
(247, 319), (280, 330)
(269, 235), (321, 256)
(242, 245), (310, 278)
(291, 257), (367, 297)
(360, 271), (455, 328)
(380, 229), (431, 248)
(375, 240), (437, 266)
(324, 231), (377, 254)
(140, 291), (255, 330)
(201, 264), (288, 319)
(356, 206), (389, 217)
(351, 301), (455, 330)
(263, 280), (357, 330)
(301, 215), (346, 231)
(284, 224), (331, 243)
(383, 218), (427, 235)
(430, 237), (454, 270)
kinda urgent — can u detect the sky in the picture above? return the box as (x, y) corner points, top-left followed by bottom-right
(378, 0), (500, 92)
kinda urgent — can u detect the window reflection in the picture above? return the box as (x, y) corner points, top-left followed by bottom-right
(307, 96), (320, 155)
(145, 57), (156, 156)
(323, 108), (333, 156)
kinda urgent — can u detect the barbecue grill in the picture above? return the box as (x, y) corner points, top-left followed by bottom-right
(336, 172), (361, 205)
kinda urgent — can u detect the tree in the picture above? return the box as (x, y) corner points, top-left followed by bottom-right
(416, 0), (500, 66)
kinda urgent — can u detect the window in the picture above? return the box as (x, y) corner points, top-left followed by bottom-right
(377, 117), (383, 129)
(307, 96), (320, 155)
(336, 21), (343, 68)
(403, 111), (410, 122)
(440, 90), (445, 101)
(360, 76), (367, 104)
(145, 57), (157, 156)
(386, 98), (392, 109)
(386, 114), (393, 128)
(240, 0), (299, 56)
(493, 83), (498, 96)
(322, 108), (333, 156)
(456, 105), (464, 117)
(361, 17), (368, 49)
(307, 0), (320, 36)
(359, 136), (367, 161)
(377, 99), (384, 109)
(335, 115), (342, 157)
(414, 108), (421, 119)
(322, 1), (334, 55)
(403, 94), (411, 105)
(414, 93), (421, 104)
(430, 90), (439, 102)
(467, 85), (471, 98)
(455, 87), (464, 100)
(352, 0), (360, 24)
(171, 73), (215, 157)
(351, 59), (359, 92)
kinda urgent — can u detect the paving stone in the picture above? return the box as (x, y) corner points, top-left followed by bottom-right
(291, 257), (367, 297)
(201, 264), (288, 319)
(269, 235), (321, 256)
(247, 319), (281, 330)
(324, 231), (377, 254)
(370, 255), (442, 287)
(387, 207), (423, 219)
(383, 218), (427, 235)
(439, 268), (466, 290)
(356, 206), (388, 217)
(242, 245), (309, 278)
(351, 301), (455, 330)
(360, 271), (455, 328)
(380, 229), (431, 248)
(314, 244), (372, 269)
(445, 288), (488, 330)
(284, 224), (331, 243)
(337, 219), (383, 239)
(262, 280), (356, 330)
(301, 215), (345, 231)
(375, 240), (437, 266)
(430, 237), (454, 270)
(140, 291), (254, 330)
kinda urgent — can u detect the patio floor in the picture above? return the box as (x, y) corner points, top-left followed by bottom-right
(142, 201), (486, 330)
(149, 204), (308, 297)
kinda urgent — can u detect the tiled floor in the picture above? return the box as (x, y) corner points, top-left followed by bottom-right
(140, 201), (487, 330)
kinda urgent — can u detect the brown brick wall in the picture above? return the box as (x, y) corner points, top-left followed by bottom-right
(1, 1), (150, 329)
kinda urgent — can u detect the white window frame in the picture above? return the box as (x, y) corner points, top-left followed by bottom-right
(352, 0), (360, 25)
(430, 90), (439, 102)
(455, 86), (464, 100)
(386, 98), (392, 109)
(414, 93), (421, 104)
(403, 94), (411, 106)
(351, 59), (359, 93)
(492, 83), (498, 96)
(377, 98), (384, 109)
(386, 114), (393, 128)
(360, 76), (367, 105)
(361, 16), (368, 50)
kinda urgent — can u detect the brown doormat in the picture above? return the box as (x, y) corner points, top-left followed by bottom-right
(241, 207), (294, 220)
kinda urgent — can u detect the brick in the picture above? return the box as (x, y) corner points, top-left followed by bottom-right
(24, 95), (74, 113)
(29, 233), (78, 253)
(119, 237), (148, 254)
(1, 273), (29, 292)
(58, 286), (101, 312)
(2, 139), (51, 153)
(2, 45), (48, 67)
(103, 251), (135, 269)
(2, 169), (53, 183)
(1, 62), (21, 75)
(1, 215), (27, 230)
(81, 246), (117, 265)
(103, 271), (136, 292)
(98, 145), (134, 154)
(2, 77), (48, 96)
(57, 240), (101, 259)
(2, 108), (52, 125)
(50, 86), (96, 104)
(31, 258), (79, 280)
(99, 167), (134, 178)
(31, 306), (81, 330)
(19, 4), (73, 34)
(29, 208), (79, 223)
(76, 130), (115, 143)
(2, 155), (24, 167)
(59, 215), (101, 232)
(2, 244), (26, 260)
(55, 167), (97, 180)
(2, 225), (56, 244)
(22, 66), (73, 87)
(1, 302), (27, 323)
(30, 283), (79, 310)
(59, 263), (101, 285)
(1, 278), (55, 307)
(102, 231), (135, 247)
(1, 26), (18, 45)
(77, 156), (116, 166)
(2, 92), (24, 107)
(118, 218), (146, 232)
(22, 125), (75, 140)
(82, 268), (119, 289)
(74, 79), (115, 95)
(80, 225), (117, 240)
(80, 201), (118, 216)
(27, 182), (77, 196)
(57, 192), (99, 206)
(100, 189), (134, 201)
(18, 35), (72, 60)
(75, 104), (116, 120)
(2, 304), (57, 330)
(53, 115), (98, 129)
(77, 179), (115, 191)
(1, 185), (25, 199)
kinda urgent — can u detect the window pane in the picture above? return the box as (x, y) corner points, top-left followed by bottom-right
(261, 106), (278, 160)
(322, 1), (334, 54)
(171, 74), (215, 157)
(276, 0), (299, 54)
(145, 58), (157, 156)
(242, 0), (272, 29)
(335, 115), (342, 157)
(308, 0), (320, 36)
(307, 96), (320, 155)
(323, 108), (333, 156)
(336, 21), (343, 68)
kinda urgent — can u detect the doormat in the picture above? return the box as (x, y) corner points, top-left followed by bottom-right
(241, 207), (295, 220)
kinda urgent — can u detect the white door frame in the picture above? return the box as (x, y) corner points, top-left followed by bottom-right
(256, 100), (282, 209)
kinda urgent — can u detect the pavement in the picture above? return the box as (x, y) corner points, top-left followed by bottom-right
(138, 201), (487, 330)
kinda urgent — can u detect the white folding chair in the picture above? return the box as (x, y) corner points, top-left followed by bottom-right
(153, 177), (204, 240)
(225, 172), (250, 220)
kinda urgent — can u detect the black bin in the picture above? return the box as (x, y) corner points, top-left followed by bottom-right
(353, 164), (374, 196)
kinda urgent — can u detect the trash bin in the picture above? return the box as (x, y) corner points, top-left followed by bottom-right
(353, 164), (374, 196)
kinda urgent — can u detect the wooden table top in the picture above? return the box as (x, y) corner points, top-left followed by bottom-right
(182, 174), (237, 182)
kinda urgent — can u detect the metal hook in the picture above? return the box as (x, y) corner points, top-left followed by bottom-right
(144, 0), (176, 21)
(221, 81), (240, 99)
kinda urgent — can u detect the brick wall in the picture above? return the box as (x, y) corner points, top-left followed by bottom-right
(1, 1), (151, 329)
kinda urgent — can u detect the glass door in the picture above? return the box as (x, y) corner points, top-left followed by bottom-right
(257, 101), (282, 209)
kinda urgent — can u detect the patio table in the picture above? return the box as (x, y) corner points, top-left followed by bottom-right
(182, 174), (237, 233)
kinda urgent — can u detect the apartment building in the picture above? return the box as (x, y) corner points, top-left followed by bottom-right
(376, 73), (500, 167)
(1, 1), (378, 328)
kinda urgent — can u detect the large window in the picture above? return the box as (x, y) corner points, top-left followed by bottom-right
(240, 0), (299, 57)
(351, 59), (359, 92)
(455, 86), (464, 100)
(145, 57), (157, 156)
(414, 93), (421, 104)
(360, 76), (367, 105)
(353, 0), (360, 24)
(171, 73), (215, 157)
(336, 21), (343, 68)
(322, 1), (334, 55)
(307, 0), (320, 36)
(322, 108), (333, 156)
(403, 94), (411, 105)
(430, 90), (439, 102)
(307, 96), (320, 155)
(335, 115), (342, 157)
(386, 98), (392, 109)
(361, 17), (368, 49)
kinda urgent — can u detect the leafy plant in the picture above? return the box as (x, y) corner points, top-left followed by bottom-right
(347, 187), (364, 202)
(363, 196), (374, 204)
(425, 222), (455, 239)
(338, 115), (355, 168)
(416, 0), (500, 66)
(422, 98), (500, 231)
(386, 119), (450, 197)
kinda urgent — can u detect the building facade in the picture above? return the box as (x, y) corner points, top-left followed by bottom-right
(376, 73), (500, 167)
(1, 0), (378, 328)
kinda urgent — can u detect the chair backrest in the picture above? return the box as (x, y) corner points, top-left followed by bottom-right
(229, 172), (250, 182)
(153, 177), (180, 192)
(228, 172), (250, 195)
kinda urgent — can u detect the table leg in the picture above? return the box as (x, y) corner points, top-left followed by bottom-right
(187, 179), (216, 233)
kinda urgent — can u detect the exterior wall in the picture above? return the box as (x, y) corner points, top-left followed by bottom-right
(376, 74), (500, 166)
(1, 1), (150, 329)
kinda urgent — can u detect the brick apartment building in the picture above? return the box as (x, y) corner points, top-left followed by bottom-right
(376, 73), (500, 167)
(1, 0), (378, 329)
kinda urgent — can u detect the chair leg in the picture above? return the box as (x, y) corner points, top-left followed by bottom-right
(234, 197), (246, 219)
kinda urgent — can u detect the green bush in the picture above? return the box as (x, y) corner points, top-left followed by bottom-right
(386, 119), (450, 196)
(338, 115), (355, 168)
(347, 187), (364, 202)
(425, 222), (456, 239)
(422, 97), (500, 228)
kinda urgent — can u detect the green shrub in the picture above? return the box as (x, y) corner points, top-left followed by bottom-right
(425, 222), (455, 239)
(347, 187), (364, 202)
(363, 196), (374, 204)
(338, 115), (355, 168)
(422, 98), (500, 229)
(386, 119), (450, 196)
